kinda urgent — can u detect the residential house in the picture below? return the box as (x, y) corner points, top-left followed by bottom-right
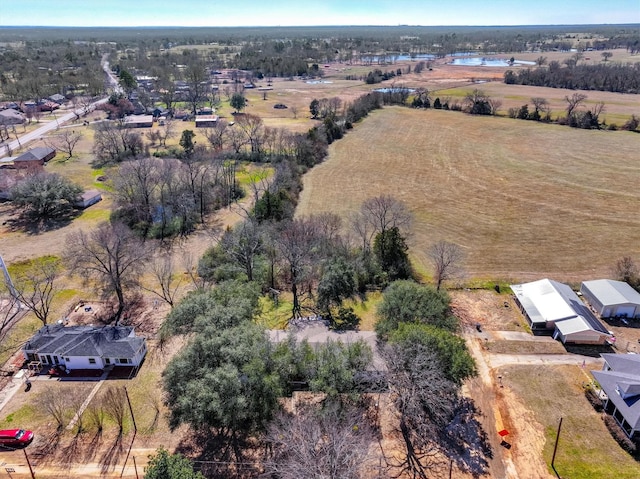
(592, 353), (640, 439)
(14, 146), (56, 169)
(23, 324), (147, 371)
(0, 109), (26, 126)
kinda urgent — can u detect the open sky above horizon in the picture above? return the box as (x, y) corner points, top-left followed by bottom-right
(2, 0), (640, 27)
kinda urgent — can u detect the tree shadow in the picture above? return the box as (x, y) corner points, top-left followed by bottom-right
(5, 208), (81, 234)
(175, 430), (260, 479)
(82, 429), (103, 463)
(31, 430), (62, 461)
(99, 433), (124, 475)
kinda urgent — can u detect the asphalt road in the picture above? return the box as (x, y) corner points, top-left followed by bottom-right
(0, 54), (121, 160)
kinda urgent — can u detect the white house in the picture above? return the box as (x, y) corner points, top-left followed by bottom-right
(511, 279), (611, 344)
(592, 353), (640, 439)
(23, 324), (147, 371)
(581, 279), (640, 319)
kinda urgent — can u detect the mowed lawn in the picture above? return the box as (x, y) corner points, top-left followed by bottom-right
(297, 107), (640, 283)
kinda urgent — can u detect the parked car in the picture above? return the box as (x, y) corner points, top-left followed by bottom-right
(0, 429), (34, 448)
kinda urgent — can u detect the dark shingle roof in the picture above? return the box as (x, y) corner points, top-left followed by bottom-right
(24, 325), (144, 359)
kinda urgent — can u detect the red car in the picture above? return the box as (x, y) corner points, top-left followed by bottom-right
(0, 429), (34, 448)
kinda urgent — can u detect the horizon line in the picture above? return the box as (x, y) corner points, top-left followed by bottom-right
(0, 22), (638, 29)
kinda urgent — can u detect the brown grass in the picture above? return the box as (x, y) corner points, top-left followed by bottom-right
(297, 106), (640, 283)
(504, 364), (640, 478)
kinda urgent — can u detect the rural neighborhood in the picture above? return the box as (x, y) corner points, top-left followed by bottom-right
(0, 7), (639, 479)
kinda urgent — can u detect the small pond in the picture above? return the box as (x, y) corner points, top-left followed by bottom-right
(451, 57), (536, 67)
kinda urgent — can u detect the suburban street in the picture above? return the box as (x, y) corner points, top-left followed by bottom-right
(0, 54), (120, 159)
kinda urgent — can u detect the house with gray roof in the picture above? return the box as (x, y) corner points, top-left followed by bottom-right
(511, 279), (611, 344)
(23, 324), (147, 371)
(592, 353), (640, 439)
(14, 146), (56, 168)
(581, 279), (640, 319)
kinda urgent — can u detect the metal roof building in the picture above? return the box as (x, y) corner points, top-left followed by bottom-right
(581, 279), (640, 319)
(511, 279), (611, 344)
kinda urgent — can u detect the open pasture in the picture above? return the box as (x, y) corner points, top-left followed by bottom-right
(297, 106), (640, 283)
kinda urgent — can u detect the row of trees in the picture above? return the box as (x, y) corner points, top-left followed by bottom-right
(504, 62), (640, 94)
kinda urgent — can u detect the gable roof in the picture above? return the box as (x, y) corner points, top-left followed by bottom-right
(593, 353), (640, 429)
(24, 324), (144, 359)
(582, 279), (640, 307)
(511, 278), (610, 335)
(15, 147), (55, 162)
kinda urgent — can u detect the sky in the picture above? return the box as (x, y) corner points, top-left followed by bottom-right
(1, 0), (639, 27)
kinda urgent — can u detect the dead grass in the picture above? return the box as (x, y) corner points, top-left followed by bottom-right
(484, 340), (566, 355)
(297, 106), (640, 283)
(504, 364), (640, 478)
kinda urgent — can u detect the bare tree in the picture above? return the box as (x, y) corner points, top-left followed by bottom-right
(202, 121), (228, 151)
(39, 388), (69, 431)
(112, 157), (162, 238)
(102, 385), (127, 435)
(45, 130), (83, 160)
(219, 217), (263, 282)
(360, 195), (412, 240)
(235, 114), (265, 155)
(159, 118), (176, 147)
(11, 256), (62, 325)
(564, 92), (588, 118)
(65, 222), (150, 325)
(382, 340), (490, 479)
(0, 292), (23, 349)
(614, 256), (639, 288)
(142, 253), (184, 307)
(290, 105), (299, 119)
(86, 402), (106, 434)
(265, 401), (379, 479)
(428, 241), (465, 291)
(601, 51), (613, 62)
(530, 97), (549, 120)
(275, 218), (321, 319)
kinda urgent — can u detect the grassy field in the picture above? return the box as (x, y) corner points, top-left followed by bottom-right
(297, 106), (640, 283)
(505, 364), (640, 479)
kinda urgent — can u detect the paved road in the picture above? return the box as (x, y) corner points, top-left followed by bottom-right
(0, 54), (121, 160)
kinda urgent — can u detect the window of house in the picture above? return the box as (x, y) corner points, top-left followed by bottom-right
(65, 358), (70, 362)
(105, 358), (111, 365)
(88, 358), (96, 364)
(119, 358), (130, 364)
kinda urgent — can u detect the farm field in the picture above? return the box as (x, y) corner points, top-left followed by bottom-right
(297, 106), (640, 283)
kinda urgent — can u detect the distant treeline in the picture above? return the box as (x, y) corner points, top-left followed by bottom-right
(504, 63), (640, 93)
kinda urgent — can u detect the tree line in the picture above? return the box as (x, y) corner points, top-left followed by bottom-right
(504, 61), (640, 93)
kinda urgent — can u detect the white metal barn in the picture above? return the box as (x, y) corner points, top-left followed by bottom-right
(580, 279), (640, 319)
(511, 278), (611, 344)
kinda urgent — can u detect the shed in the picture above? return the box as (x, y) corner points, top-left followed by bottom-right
(511, 278), (611, 344)
(581, 279), (640, 319)
(74, 189), (102, 209)
(195, 115), (219, 128)
(124, 115), (153, 128)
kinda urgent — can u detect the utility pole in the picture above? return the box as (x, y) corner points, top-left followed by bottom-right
(23, 448), (36, 479)
(124, 386), (137, 433)
(551, 416), (563, 476)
